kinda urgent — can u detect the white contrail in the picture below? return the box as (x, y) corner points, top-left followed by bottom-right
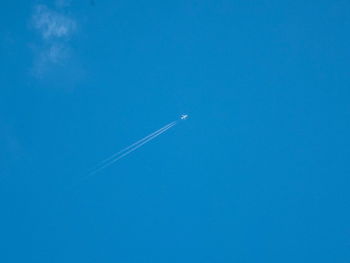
(89, 121), (177, 173)
(66, 116), (187, 189)
(89, 122), (176, 176)
(87, 121), (177, 176)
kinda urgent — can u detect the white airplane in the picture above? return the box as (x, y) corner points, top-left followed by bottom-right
(180, 114), (188, 120)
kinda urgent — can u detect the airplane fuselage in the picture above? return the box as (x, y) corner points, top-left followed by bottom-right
(181, 114), (188, 120)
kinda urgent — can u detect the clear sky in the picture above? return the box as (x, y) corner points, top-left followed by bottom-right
(1, 0), (350, 262)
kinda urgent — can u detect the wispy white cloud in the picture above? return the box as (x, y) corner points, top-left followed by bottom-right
(33, 5), (75, 40)
(55, 0), (72, 8)
(30, 4), (77, 78)
(32, 43), (71, 77)
(47, 43), (70, 63)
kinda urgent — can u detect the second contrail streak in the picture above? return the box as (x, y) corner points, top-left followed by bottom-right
(90, 121), (177, 171)
(88, 121), (177, 176)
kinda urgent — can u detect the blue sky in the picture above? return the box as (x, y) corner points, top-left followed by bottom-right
(1, 0), (350, 262)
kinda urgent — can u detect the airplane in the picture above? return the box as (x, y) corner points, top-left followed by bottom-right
(180, 114), (188, 120)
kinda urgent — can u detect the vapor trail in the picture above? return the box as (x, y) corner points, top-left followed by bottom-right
(88, 121), (177, 176)
(89, 121), (176, 173)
